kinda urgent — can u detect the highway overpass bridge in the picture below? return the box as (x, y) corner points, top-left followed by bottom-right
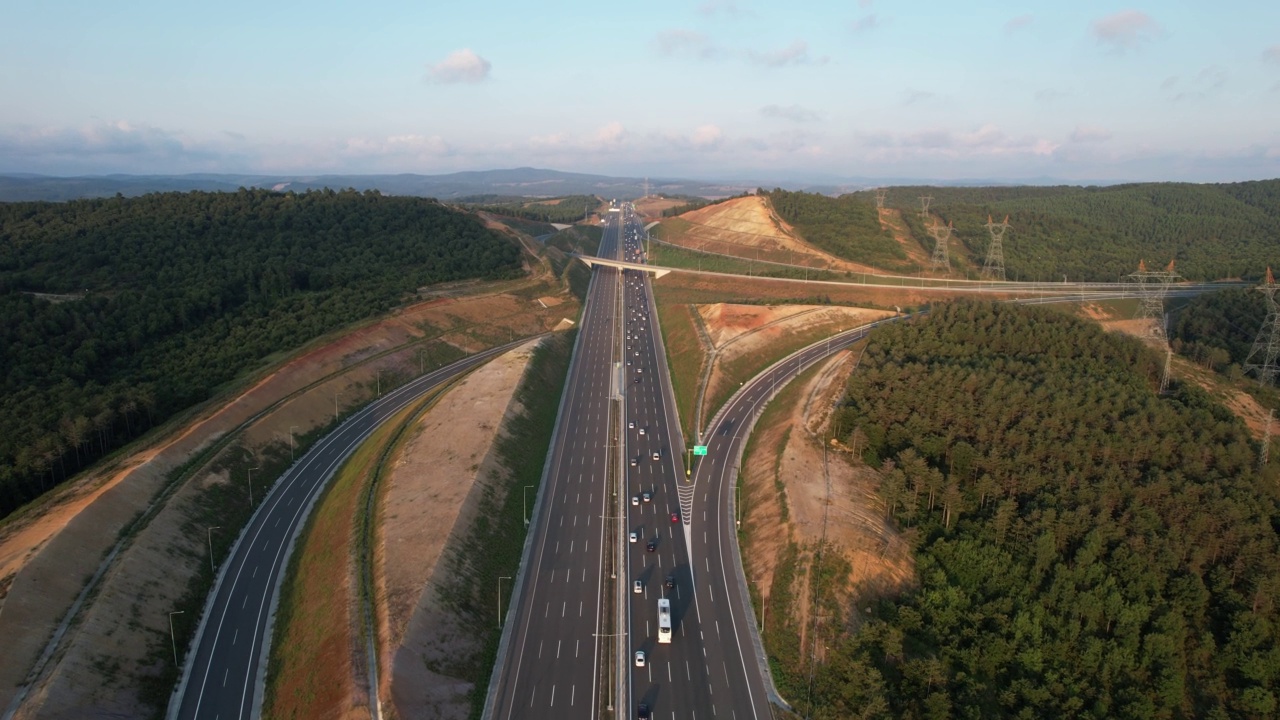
(571, 254), (673, 278)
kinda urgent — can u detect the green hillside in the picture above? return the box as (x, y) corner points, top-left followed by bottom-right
(770, 180), (1280, 281)
(0, 189), (523, 519)
(801, 301), (1280, 719)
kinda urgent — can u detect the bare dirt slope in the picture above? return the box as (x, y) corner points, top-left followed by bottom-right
(377, 340), (539, 720)
(878, 208), (932, 268)
(742, 350), (915, 668)
(664, 196), (865, 269)
(0, 283), (576, 718)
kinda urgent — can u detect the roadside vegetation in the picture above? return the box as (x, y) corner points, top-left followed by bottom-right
(456, 194), (598, 224)
(850, 179), (1280, 282)
(763, 189), (913, 272)
(796, 300), (1280, 719)
(648, 238), (844, 282)
(0, 189), (523, 519)
(654, 301), (707, 442)
(264, 394), (432, 720)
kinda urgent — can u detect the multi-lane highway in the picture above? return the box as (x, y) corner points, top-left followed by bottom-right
(486, 209), (627, 718)
(169, 337), (541, 720)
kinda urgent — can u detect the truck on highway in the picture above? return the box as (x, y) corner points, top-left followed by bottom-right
(657, 598), (672, 644)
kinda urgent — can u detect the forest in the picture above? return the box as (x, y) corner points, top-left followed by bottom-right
(0, 189), (523, 519)
(803, 301), (1280, 719)
(763, 189), (916, 272)
(456, 194), (597, 224)
(838, 180), (1280, 282)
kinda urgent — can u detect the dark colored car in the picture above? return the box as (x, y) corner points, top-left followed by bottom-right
(646, 539), (657, 552)
(638, 703), (651, 719)
(665, 574), (675, 588)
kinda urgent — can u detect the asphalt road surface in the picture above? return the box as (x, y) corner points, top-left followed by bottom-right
(487, 210), (627, 719)
(170, 339), (538, 720)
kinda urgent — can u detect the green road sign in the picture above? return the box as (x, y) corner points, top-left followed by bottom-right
(693, 445), (708, 456)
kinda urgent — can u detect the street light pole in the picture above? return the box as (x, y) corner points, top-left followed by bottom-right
(289, 426), (297, 461)
(207, 526), (220, 574)
(247, 466), (259, 506)
(334, 391), (342, 423)
(523, 485), (533, 526)
(169, 610), (185, 665)
(498, 576), (512, 628)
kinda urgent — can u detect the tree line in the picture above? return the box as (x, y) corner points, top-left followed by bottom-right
(797, 301), (1280, 719)
(848, 180), (1280, 282)
(762, 188), (916, 272)
(0, 188), (523, 519)
(457, 194), (597, 224)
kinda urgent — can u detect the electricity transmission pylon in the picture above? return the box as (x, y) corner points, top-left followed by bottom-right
(1244, 267), (1280, 387)
(982, 214), (1010, 281)
(1128, 259), (1180, 340)
(918, 195), (932, 220)
(1262, 409), (1274, 470)
(1159, 319), (1174, 395)
(875, 189), (887, 209)
(928, 221), (952, 272)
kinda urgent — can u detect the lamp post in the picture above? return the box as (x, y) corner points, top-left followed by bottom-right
(498, 576), (512, 628)
(207, 526), (220, 574)
(523, 485), (534, 526)
(169, 610), (185, 666)
(334, 391), (342, 423)
(289, 426), (297, 461)
(247, 466), (259, 506)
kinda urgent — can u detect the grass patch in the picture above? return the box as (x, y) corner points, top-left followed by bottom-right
(654, 298), (707, 444)
(704, 317), (873, 426)
(650, 239), (844, 282)
(264, 395), (431, 719)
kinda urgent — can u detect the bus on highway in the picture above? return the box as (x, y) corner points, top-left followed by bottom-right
(657, 598), (672, 644)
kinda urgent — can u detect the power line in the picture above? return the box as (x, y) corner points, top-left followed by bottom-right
(982, 214), (1010, 282)
(1128, 259), (1180, 341)
(918, 195), (932, 220)
(1244, 267), (1280, 387)
(874, 189), (887, 210)
(928, 221), (952, 273)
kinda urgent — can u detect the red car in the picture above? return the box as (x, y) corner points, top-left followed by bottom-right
(670, 512), (679, 523)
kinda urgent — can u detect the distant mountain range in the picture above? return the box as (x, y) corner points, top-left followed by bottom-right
(0, 167), (1131, 203)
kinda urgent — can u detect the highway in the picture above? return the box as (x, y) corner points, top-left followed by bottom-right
(168, 337), (541, 720)
(486, 209), (626, 719)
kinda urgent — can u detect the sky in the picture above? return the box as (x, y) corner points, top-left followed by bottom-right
(1, 0), (1278, 184)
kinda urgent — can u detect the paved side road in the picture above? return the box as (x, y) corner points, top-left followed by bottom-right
(170, 337), (535, 720)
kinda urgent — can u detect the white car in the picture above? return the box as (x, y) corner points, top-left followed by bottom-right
(628, 421), (635, 429)
(632, 495), (640, 506)
(633, 579), (643, 594)
(629, 531), (638, 543)
(638, 427), (645, 435)
(635, 650), (646, 667)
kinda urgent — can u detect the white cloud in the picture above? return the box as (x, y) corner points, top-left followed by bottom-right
(653, 29), (719, 59)
(1167, 65), (1227, 102)
(850, 14), (879, 33)
(426, 49), (491, 84)
(1070, 126), (1112, 143)
(1090, 11), (1161, 52)
(748, 40), (825, 67)
(760, 104), (819, 122)
(698, 1), (747, 17)
(902, 89), (938, 106)
(691, 124), (723, 148)
(1266, 45), (1280, 64)
(1004, 14), (1033, 33)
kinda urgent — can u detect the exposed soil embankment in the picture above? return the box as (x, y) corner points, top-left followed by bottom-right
(741, 350), (914, 677)
(0, 283), (576, 718)
(377, 341), (539, 720)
